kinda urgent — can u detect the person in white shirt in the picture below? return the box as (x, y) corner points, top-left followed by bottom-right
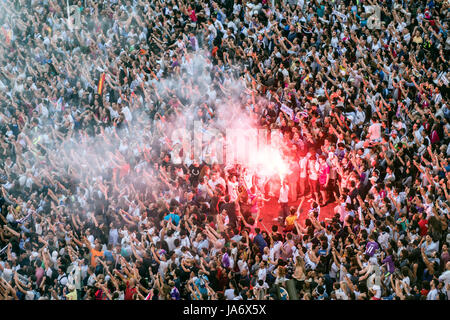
(438, 261), (450, 298)
(276, 180), (290, 222)
(232, 0), (241, 16)
(227, 175), (239, 202)
(165, 230), (178, 251)
(257, 262), (267, 282)
(308, 156), (320, 205)
(121, 105), (132, 122)
(333, 281), (349, 300)
(367, 117), (382, 142)
(206, 20), (217, 39)
(377, 228), (390, 250)
(253, 279), (269, 299)
(209, 172), (226, 190)
(421, 235), (439, 257)
(269, 240), (283, 265)
(224, 282), (237, 300)
(242, 168), (253, 190)
(299, 152), (310, 198)
(426, 279), (439, 300)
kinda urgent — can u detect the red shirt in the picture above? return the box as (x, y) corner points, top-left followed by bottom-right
(418, 219), (428, 236)
(190, 10), (197, 22)
(431, 130), (440, 144)
(216, 268), (228, 292)
(125, 281), (137, 300)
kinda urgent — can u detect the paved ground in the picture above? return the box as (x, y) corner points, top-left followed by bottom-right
(258, 196), (337, 231)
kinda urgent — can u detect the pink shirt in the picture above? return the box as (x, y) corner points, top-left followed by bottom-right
(36, 267), (45, 287)
(319, 164), (330, 185)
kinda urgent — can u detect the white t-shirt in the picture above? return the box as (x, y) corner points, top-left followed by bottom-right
(257, 267), (267, 282)
(308, 160), (319, 180)
(227, 181), (239, 202)
(1, 268), (13, 282)
(237, 260), (248, 273)
(299, 157), (308, 178)
(438, 270), (450, 287)
(224, 288), (236, 300)
(279, 185), (289, 203)
(243, 172), (253, 189)
(165, 234), (178, 251)
(255, 281), (269, 291)
(122, 106), (132, 122)
(158, 260), (169, 276)
(427, 288), (438, 300)
(368, 122), (382, 141)
(270, 241), (282, 261)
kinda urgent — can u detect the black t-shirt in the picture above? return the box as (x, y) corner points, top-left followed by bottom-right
(238, 274), (251, 289)
(220, 202), (237, 220)
(138, 261), (151, 279)
(207, 269), (219, 291)
(142, 256), (152, 266)
(409, 247), (421, 263)
(209, 196), (222, 215)
(180, 265), (192, 283)
(161, 159), (171, 170)
(188, 164), (201, 183)
(45, 267), (58, 286)
(19, 255), (30, 268)
(149, 258), (159, 275)
(263, 108), (277, 123)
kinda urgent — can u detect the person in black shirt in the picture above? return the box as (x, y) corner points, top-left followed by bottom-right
(219, 195), (238, 231)
(209, 189), (223, 216)
(161, 153), (172, 170)
(188, 160), (202, 187)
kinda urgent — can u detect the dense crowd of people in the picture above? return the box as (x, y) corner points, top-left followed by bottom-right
(0, 0), (449, 300)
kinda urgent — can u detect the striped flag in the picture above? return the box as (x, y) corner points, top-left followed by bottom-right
(97, 73), (105, 95)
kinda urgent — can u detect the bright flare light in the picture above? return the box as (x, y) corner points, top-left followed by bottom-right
(249, 145), (290, 181)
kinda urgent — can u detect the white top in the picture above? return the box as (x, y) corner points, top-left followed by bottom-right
(368, 122), (382, 141)
(227, 181), (239, 202)
(279, 185), (289, 203)
(308, 160), (319, 180)
(299, 157), (308, 178)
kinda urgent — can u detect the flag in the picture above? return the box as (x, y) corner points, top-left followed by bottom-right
(332, 10), (348, 22)
(6, 29), (12, 45)
(280, 104), (294, 120)
(97, 73), (105, 95)
(2, 27), (11, 45)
